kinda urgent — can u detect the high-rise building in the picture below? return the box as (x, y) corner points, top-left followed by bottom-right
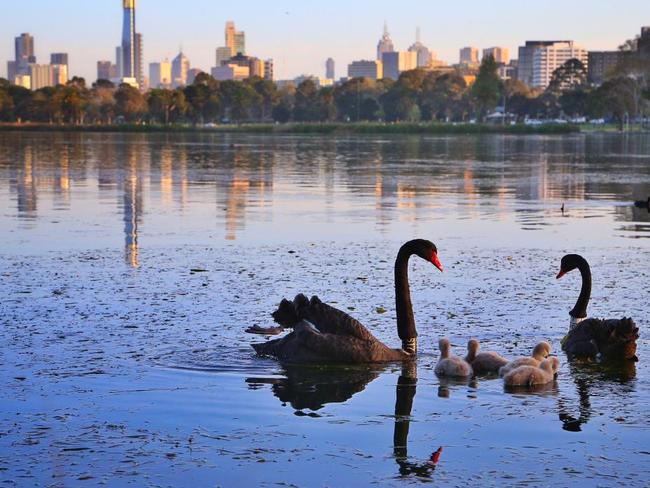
(517, 40), (587, 88)
(29, 64), (53, 90)
(482, 47), (509, 64)
(15, 33), (36, 73)
(187, 68), (203, 85)
(211, 64), (249, 81)
(52, 64), (68, 85)
(115, 46), (123, 79)
(172, 51), (190, 87)
(459, 47), (479, 65)
(216, 47), (232, 66)
(134, 32), (144, 88)
(588, 51), (625, 85)
(121, 0), (137, 79)
(517, 41), (565, 86)
(7, 61), (17, 83)
(326, 58), (335, 80)
(408, 27), (432, 68)
(348, 60), (383, 80)
(264, 59), (274, 81)
(225, 21), (236, 54)
(234, 31), (246, 55)
(377, 22), (395, 61)
(50, 53), (68, 66)
(149, 61), (172, 88)
(382, 51), (417, 80)
(224, 21), (245, 56)
(249, 57), (265, 78)
(97, 61), (113, 80)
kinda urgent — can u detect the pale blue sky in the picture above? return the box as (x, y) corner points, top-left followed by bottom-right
(1, 0), (648, 82)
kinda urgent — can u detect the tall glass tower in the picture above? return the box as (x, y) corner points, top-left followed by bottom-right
(121, 0), (136, 78)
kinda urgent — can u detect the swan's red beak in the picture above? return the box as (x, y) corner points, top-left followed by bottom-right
(432, 253), (443, 272)
(556, 269), (567, 279)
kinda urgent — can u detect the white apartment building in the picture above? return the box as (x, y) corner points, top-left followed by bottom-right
(531, 41), (587, 89)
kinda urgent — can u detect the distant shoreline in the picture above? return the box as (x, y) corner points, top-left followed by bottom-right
(0, 122), (587, 135)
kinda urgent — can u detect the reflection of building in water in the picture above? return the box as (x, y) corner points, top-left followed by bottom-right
(14, 144), (38, 218)
(123, 151), (143, 268)
(54, 145), (71, 207)
(221, 146), (274, 241)
(160, 146), (173, 207)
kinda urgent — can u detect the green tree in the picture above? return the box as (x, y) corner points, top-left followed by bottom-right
(184, 73), (221, 124)
(547, 59), (587, 95)
(471, 55), (502, 120)
(293, 79), (322, 121)
(219, 80), (260, 123)
(245, 76), (278, 121)
(420, 72), (467, 121)
(114, 83), (147, 122)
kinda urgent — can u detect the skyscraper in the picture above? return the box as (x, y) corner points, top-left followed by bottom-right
(482, 47), (509, 64)
(234, 31), (246, 55)
(326, 58), (335, 80)
(408, 28), (432, 68)
(225, 21), (236, 54)
(135, 32), (144, 88)
(149, 61), (172, 88)
(459, 47), (479, 65)
(377, 22), (395, 61)
(172, 51), (190, 87)
(121, 0), (136, 79)
(97, 61), (113, 81)
(51, 53), (69, 84)
(382, 51), (417, 80)
(263, 59), (274, 81)
(216, 47), (232, 66)
(50, 53), (68, 66)
(11, 33), (36, 80)
(517, 40), (587, 88)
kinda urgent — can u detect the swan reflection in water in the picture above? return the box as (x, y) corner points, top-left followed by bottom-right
(246, 364), (385, 413)
(246, 362), (441, 478)
(394, 362), (442, 478)
(558, 360), (637, 432)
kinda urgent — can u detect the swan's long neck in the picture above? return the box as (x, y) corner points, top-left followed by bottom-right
(395, 245), (417, 354)
(570, 258), (591, 322)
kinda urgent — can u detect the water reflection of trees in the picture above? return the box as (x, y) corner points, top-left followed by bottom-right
(4, 132), (650, 250)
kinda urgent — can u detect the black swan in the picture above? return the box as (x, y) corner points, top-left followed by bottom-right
(633, 197), (650, 210)
(465, 339), (509, 374)
(556, 254), (639, 361)
(250, 239), (443, 363)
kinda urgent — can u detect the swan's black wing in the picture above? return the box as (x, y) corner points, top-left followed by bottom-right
(563, 317), (638, 361)
(272, 294), (380, 342)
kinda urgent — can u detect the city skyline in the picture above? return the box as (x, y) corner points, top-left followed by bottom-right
(1, 0), (648, 83)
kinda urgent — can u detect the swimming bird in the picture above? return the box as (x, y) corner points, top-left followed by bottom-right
(434, 338), (473, 377)
(498, 342), (552, 377)
(633, 197), (649, 210)
(503, 357), (560, 387)
(556, 254), (638, 361)
(249, 239), (443, 363)
(465, 339), (509, 374)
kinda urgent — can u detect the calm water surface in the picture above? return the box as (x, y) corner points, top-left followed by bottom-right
(1, 132), (649, 486)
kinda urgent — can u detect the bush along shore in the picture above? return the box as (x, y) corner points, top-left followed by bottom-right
(0, 121), (579, 135)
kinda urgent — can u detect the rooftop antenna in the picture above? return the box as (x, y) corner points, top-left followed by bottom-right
(416, 26), (421, 43)
(383, 21), (389, 37)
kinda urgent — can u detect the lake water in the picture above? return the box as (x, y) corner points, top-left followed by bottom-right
(0, 132), (649, 486)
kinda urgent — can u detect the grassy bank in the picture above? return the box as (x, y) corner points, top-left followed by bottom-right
(0, 121), (582, 135)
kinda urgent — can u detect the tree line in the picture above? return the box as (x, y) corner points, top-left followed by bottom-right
(0, 55), (648, 127)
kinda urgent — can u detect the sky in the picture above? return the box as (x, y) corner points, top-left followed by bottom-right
(1, 0), (648, 82)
